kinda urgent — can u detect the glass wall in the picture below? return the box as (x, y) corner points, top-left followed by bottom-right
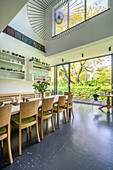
(49, 67), (54, 95)
(51, 55), (112, 100)
(70, 55), (111, 99)
(57, 64), (69, 94)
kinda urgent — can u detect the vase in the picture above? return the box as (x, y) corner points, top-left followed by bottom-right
(41, 92), (45, 99)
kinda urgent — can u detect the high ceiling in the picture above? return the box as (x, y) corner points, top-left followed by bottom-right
(27, 0), (55, 40)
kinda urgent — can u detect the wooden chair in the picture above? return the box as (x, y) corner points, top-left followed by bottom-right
(45, 91), (51, 97)
(11, 100), (40, 155)
(64, 95), (74, 121)
(0, 104), (13, 164)
(53, 96), (67, 128)
(64, 92), (71, 95)
(38, 97), (55, 140)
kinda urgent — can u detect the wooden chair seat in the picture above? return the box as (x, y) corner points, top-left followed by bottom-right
(0, 127), (7, 134)
(53, 106), (65, 112)
(38, 110), (51, 117)
(65, 104), (72, 108)
(12, 117), (35, 125)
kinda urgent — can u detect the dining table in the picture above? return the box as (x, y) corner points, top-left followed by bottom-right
(11, 95), (68, 116)
(98, 94), (113, 112)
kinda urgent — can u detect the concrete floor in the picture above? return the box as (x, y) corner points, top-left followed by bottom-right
(1, 103), (113, 170)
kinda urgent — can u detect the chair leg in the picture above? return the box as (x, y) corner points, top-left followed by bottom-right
(41, 119), (44, 139)
(66, 108), (69, 122)
(1, 140), (3, 148)
(27, 127), (29, 134)
(19, 128), (22, 155)
(57, 113), (60, 128)
(71, 107), (74, 118)
(35, 124), (40, 142)
(30, 126), (31, 132)
(7, 125), (13, 164)
(63, 111), (67, 123)
(51, 116), (55, 132)
(46, 119), (48, 124)
(54, 113), (56, 123)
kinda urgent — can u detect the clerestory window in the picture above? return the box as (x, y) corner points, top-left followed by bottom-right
(53, 0), (109, 36)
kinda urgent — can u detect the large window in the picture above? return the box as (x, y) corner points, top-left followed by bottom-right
(57, 64), (69, 94)
(49, 67), (54, 95)
(87, 0), (108, 19)
(55, 3), (68, 35)
(54, 0), (109, 36)
(69, 0), (85, 28)
(70, 56), (111, 99)
(51, 55), (112, 100)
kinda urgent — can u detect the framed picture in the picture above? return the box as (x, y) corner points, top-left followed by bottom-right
(6, 26), (15, 37)
(3, 26), (45, 53)
(22, 34), (27, 43)
(27, 37), (32, 46)
(15, 30), (21, 40)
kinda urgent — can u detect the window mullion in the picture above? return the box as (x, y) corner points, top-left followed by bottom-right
(85, 0), (87, 20)
(67, 1), (69, 29)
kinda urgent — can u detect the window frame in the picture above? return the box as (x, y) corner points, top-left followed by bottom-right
(53, 0), (110, 37)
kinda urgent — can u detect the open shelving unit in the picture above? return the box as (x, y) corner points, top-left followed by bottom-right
(28, 61), (51, 81)
(0, 51), (25, 80)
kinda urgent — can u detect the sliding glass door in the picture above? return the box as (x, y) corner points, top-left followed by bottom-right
(57, 64), (69, 94)
(70, 55), (111, 99)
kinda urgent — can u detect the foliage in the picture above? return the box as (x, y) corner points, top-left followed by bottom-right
(56, 56), (111, 100)
(55, 0), (108, 34)
(32, 81), (50, 94)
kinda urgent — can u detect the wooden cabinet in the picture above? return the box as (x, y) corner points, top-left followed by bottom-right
(0, 51), (25, 80)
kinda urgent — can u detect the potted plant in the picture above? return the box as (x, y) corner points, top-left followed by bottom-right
(32, 81), (50, 98)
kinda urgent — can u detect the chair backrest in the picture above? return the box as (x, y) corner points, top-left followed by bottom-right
(64, 92), (71, 95)
(67, 95), (73, 104)
(20, 100), (39, 119)
(41, 97), (54, 113)
(0, 104), (12, 128)
(58, 96), (66, 107)
(45, 91), (51, 97)
(0, 92), (37, 102)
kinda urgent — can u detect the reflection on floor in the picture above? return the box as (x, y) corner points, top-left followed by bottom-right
(1, 103), (113, 170)
(73, 97), (107, 106)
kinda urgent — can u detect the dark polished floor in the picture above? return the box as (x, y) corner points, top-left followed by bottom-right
(1, 103), (113, 170)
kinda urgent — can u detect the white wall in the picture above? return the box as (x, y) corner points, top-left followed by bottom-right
(0, 0), (28, 32)
(0, 4), (48, 94)
(46, 0), (113, 56)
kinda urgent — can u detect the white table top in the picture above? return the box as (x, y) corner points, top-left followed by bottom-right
(11, 95), (68, 115)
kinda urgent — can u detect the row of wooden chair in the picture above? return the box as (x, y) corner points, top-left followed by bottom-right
(0, 94), (74, 164)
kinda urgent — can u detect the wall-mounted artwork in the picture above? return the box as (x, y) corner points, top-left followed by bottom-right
(15, 30), (21, 40)
(3, 26), (45, 53)
(21, 34), (27, 43)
